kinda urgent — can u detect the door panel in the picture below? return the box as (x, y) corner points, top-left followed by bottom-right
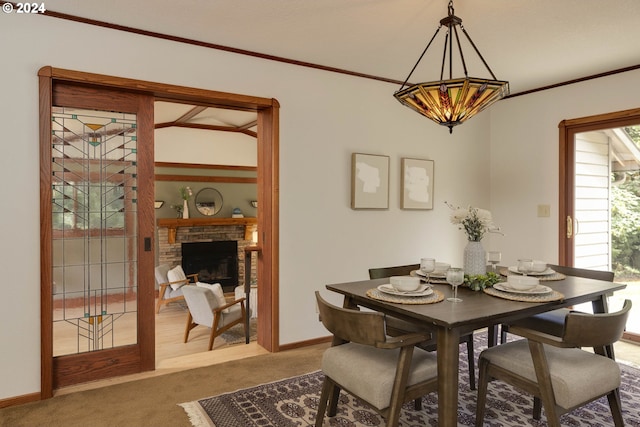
(559, 110), (640, 341)
(42, 82), (155, 390)
(51, 106), (139, 357)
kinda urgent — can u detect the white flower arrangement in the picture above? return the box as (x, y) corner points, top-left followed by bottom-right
(180, 186), (193, 200)
(445, 201), (502, 242)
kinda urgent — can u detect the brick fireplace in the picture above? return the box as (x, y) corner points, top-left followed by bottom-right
(156, 218), (257, 293)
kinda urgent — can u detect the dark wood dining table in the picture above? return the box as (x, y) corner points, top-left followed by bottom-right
(326, 273), (626, 427)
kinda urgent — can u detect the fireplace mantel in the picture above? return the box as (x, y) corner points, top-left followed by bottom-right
(157, 217), (257, 243)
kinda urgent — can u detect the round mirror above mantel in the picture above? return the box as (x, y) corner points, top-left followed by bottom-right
(195, 187), (223, 216)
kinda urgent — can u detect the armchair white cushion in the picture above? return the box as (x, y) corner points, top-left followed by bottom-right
(155, 264), (189, 313)
(167, 265), (188, 290)
(196, 282), (231, 313)
(182, 285), (247, 351)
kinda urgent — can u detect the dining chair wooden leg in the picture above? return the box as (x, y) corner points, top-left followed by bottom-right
(413, 398), (422, 410)
(532, 396), (542, 420)
(487, 325), (499, 347)
(474, 357), (490, 427)
(500, 324), (509, 344)
(386, 394), (405, 427)
(315, 378), (332, 427)
(326, 380), (341, 417)
(606, 389), (625, 427)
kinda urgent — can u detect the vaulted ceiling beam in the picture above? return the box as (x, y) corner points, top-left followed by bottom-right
(154, 121), (257, 137)
(175, 105), (208, 123)
(238, 120), (258, 130)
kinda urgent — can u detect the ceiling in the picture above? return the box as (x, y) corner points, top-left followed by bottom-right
(45, 0), (640, 128)
(47, 0), (640, 94)
(154, 101), (258, 136)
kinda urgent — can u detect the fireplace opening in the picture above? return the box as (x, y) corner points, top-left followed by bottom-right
(182, 241), (238, 293)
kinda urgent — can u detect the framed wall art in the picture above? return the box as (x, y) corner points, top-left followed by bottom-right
(351, 153), (389, 209)
(401, 157), (434, 210)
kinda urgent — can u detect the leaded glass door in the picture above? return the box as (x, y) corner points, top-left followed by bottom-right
(52, 107), (139, 356)
(41, 79), (155, 390)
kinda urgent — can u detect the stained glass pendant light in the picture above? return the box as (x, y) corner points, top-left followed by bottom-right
(393, 0), (509, 133)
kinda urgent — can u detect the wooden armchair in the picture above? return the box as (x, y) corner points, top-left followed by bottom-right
(182, 285), (247, 351)
(500, 264), (615, 343)
(155, 264), (198, 313)
(476, 299), (632, 427)
(369, 264), (476, 390)
(314, 291), (438, 427)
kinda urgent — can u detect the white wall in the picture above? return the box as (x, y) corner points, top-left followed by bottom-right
(5, 12), (637, 401)
(0, 14), (490, 399)
(489, 70), (640, 267)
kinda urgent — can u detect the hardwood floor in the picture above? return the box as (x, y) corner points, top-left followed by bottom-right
(55, 299), (267, 396)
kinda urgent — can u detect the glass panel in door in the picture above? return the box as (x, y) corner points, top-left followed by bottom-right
(51, 107), (139, 356)
(573, 126), (640, 338)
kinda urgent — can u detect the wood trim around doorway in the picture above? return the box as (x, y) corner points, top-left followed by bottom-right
(558, 107), (640, 343)
(558, 107), (640, 265)
(38, 66), (280, 398)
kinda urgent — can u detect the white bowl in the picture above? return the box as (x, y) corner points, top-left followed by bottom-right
(390, 276), (421, 292)
(507, 275), (539, 290)
(434, 262), (451, 275)
(530, 260), (548, 273)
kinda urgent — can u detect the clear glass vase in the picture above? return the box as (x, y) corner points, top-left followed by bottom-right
(464, 240), (486, 275)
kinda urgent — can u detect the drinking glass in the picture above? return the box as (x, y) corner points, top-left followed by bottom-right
(487, 251), (501, 273)
(517, 259), (533, 276)
(446, 267), (464, 302)
(420, 258), (436, 283)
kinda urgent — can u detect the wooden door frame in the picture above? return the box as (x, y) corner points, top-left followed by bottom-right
(558, 107), (640, 265)
(39, 66), (280, 398)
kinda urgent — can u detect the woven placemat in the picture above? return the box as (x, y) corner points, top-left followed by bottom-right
(499, 267), (566, 282)
(366, 288), (445, 305)
(483, 286), (564, 302)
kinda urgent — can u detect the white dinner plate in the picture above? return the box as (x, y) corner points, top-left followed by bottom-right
(508, 266), (556, 276)
(377, 284), (433, 297)
(493, 282), (552, 295)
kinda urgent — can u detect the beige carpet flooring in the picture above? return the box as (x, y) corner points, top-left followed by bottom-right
(0, 343), (328, 427)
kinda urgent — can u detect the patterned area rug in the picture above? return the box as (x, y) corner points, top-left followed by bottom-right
(179, 332), (640, 426)
(217, 318), (258, 348)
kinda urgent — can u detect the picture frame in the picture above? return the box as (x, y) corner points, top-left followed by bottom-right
(401, 157), (434, 210)
(351, 153), (390, 209)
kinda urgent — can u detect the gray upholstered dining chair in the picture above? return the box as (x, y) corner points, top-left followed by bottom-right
(476, 299), (631, 427)
(182, 285), (247, 351)
(369, 264), (476, 391)
(499, 264), (617, 419)
(314, 291), (438, 427)
(500, 264), (615, 343)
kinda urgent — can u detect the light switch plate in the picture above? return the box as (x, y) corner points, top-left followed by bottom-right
(537, 204), (550, 217)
